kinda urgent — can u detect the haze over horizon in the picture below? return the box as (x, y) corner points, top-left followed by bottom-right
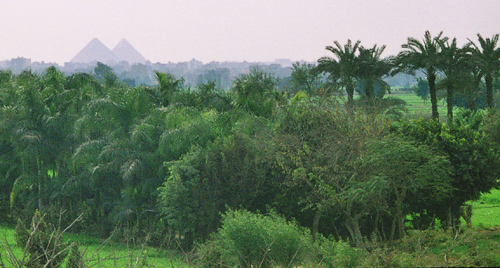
(1, 0), (499, 65)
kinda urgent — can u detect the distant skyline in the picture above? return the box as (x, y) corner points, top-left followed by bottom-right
(1, 0), (499, 65)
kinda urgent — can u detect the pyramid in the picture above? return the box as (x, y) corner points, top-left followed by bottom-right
(112, 39), (147, 64)
(70, 38), (120, 64)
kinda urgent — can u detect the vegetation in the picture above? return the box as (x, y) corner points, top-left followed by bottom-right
(1, 30), (500, 267)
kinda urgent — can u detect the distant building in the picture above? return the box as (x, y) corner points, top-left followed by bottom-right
(0, 60), (9, 69)
(176, 62), (188, 70)
(10, 57), (31, 74)
(63, 62), (94, 74)
(31, 61), (60, 72)
(274, 59), (293, 68)
(188, 59), (203, 70)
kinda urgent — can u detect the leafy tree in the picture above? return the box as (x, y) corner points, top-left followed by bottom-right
(94, 62), (118, 87)
(413, 77), (429, 103)
(395, 31), (448, 119)
(232, 68), (281, 118)
(158, 116), (281, 246)
(289, 62), (329, 96)
(394, 118), (500, 229)
(274, 98), (389, 248)
(362, 136), (452, 239)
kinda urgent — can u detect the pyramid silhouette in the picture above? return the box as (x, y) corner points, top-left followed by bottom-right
(112, 39), (146, 64)
(70, 38), (146, 64)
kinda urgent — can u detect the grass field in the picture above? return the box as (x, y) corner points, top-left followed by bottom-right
(388, 91), (458, 120)
(471, 189), (500, 228)
(0, 227), (186, 267)
(1, 191), (499, 267)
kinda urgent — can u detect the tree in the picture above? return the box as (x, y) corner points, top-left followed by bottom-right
(7, 70), (75, 213)
(274, 99), (389, 248)
(395, 31), (448, 120)
(232, 68), (281, 118)
(158, 123), (282, 246)
(147, 71), (184, 107)
(362, 136), (452, 239)
(356, 45), (392, 99)
(316, 39), (361, 106)
(394, 118), (500, 229)
(437, 38), (470, 122)
(94, 62), (118, 87)
(468, 33), (500, 108)
(413, 77), (430, 103)
(455, 63), (484, 111)
(289, 62), (328, 96)
(71, 84), (161, 234)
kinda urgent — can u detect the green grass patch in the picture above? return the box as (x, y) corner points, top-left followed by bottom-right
(471, 189), (500, 228)
(0, 226), (186, 267)
(388, 91), (458, 120)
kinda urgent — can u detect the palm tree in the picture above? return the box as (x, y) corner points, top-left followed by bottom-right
(149, 71), (184, 107)
(456, 63), (483, 111)
(72, 83), (160, 233)
(317, 39), (361, 106)
(437, 38), (470, 122)
(356, 44), (392, 99)
(396, 31), (448, 120)
(6, 68), (81, 213)
(468, 34), (500, 108)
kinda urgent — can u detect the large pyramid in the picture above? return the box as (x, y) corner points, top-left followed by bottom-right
(112, 39), (147, 64)
(70, 38), (120, 64)
(70, 38), (147, 64)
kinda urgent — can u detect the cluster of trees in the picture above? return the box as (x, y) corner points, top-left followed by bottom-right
(1, 31), (499, 252)
(317, 31), (500, 120)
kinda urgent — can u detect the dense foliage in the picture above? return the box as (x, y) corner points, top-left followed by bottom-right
(1, 30), (500, 267)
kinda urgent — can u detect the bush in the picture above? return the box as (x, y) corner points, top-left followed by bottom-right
(195, 209), (314, 268)
(15, 210), (69, 268)
(317, 236), (364, 268)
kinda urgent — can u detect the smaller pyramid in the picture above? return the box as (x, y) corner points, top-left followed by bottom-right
(112, 39), (147, 64)
(70, 38), (120, 64)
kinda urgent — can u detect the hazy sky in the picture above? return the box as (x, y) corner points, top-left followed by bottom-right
(1, 0), (499, 65)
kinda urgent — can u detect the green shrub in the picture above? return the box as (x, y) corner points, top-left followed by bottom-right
(317, 236), (364, 268)
(195, 209), (313, 268)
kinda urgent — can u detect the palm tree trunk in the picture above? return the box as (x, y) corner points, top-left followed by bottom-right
(485, 73), (494, 108)
(428, 72), (439, 120)
(446, 82), (454, 124)
(346, 84), (355, 106)
(36, 158), (44, 213)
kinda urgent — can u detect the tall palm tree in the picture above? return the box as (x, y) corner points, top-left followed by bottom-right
(437, 38), (470, 122)
(356, 44), (392, 99)
(468, 34), (500, 108)
(317, 39), (361, 106)
(396, 31), (448, 120)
